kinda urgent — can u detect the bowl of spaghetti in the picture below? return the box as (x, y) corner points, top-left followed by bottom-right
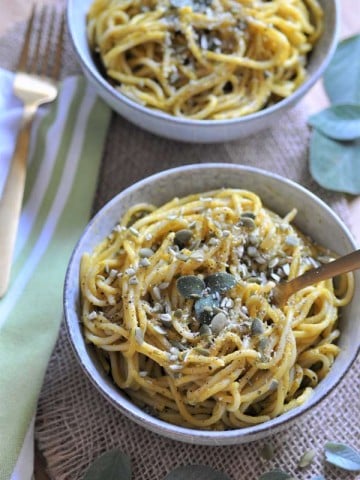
(67, 0), (338, 142)
(64, 164), (359, 444)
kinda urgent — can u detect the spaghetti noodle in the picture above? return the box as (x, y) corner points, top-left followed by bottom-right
(80, 189), (353, 429)
(87, 0), (324, 119)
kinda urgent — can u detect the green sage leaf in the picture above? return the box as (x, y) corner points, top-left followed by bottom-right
(83, 449), (131, 480)
(164, 465), (231, 480)
(309, 130), (360, 194)
(324, 442), (360, 471)
(323, 34), (360, 104)
(308, 105), (360, 140)
(258, 469), (294, 480)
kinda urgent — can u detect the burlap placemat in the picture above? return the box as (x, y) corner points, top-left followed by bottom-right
(1, 12), (359, 480)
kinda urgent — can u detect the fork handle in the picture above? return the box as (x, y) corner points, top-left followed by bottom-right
(0, 103), (37, 297)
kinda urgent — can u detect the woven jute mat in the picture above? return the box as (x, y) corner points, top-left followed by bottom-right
(1, 14), (359, 480)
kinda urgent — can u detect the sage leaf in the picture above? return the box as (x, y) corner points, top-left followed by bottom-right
(258, 469), (294, 480)
(323, 34), (360, 104)
(164, 465), (231, 480)
(324, 442), (360, 471)
(83, 449), (131, 480)
(308, 105), (360, 141)
(309, 129), (360, 194)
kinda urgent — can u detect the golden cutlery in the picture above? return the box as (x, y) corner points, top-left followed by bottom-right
(0, 6), (64, 297)
(272, 249), (360, 307)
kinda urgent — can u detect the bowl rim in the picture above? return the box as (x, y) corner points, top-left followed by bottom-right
(66, 0), (340, 126)
(63, 163), (359, 445)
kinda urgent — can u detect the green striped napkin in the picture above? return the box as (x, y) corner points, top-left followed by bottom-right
(0, 69), (111, 480)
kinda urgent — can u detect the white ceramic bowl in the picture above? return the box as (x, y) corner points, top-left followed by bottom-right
(67, 0), (339, 143)
(64, 163), (359, 445)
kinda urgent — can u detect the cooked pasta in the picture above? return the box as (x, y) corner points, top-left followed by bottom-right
(87, 0), (323, 119)
(80, 189), (353, 429)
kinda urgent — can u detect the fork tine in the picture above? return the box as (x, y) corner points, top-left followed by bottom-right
(17, 5), (35, 71)
(51, 12), (65, 80)
(40, 7), (56, 77)
(31, 6), (46, 74)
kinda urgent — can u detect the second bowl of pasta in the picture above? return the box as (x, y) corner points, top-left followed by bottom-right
(67, 0), (339, 142)
(64, 163), (359, 444)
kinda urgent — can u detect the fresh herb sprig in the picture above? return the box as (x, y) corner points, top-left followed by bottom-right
(309, 34), (360, 194)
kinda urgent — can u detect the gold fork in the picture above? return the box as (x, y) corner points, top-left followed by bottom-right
(0, 6), (64, 297)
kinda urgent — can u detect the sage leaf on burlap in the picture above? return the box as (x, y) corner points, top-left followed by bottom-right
(164, 465), (231, 480)
(323, 35), (360, 104)
(83, 449), (131, 480)
(324, 442), (360, 471)
(309, 130), (360, 194)
(308, 105), (360, 141)
(258, 469), (294, 480)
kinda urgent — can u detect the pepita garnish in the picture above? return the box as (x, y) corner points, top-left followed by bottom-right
(240, 216), (256, 230)
(176, 275), (205, 298)
(298, 449), (316, 468)
(259, 442), (275, 461)
(174, 229), (193, 247)
(210, 312), (228, 335)
(139, 247), (154, 258)
(251, 318), (265, 335)
(174, 309), (183, 319)
(199, 324), (212, 336)
(194, 295), (219, 324)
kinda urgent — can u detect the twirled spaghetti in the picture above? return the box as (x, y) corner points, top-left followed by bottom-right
(80, 189), (353, 429)
(87, 0), (323, 119)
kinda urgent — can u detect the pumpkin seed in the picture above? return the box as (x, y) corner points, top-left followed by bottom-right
(205, 272), (237, 293)
(175, 229), (193, 247)
(194, 347), (210, 356)
(268, 379), (278, 392)
(129, 276), (138, 285)
(259, 442), (275, 461)
(210, 312), (228, 335)
(139, 247), (154, 258)
(159, 313), (172, 326)
(247, 246), (258, 257)
(194, 295), (219, 324)
(139, 258), (151, 267)
(298, 449), (316, 468)
(251, 318), (264, 335)
(240, 216), (256, 230)
(176, 275), (205, 298)
(174, 309), (183, 319)
(242, 212), (256, 219)
(199, 324), (212, 336)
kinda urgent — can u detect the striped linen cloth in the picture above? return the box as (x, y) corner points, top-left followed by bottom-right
(0, 68), (111, 480)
